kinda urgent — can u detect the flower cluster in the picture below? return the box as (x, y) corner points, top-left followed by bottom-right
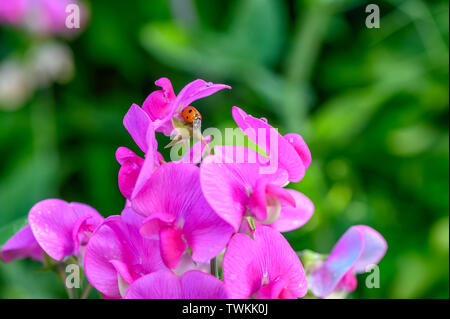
(0, 78), (387, 299)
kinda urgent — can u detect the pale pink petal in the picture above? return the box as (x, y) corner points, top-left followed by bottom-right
(0, 225), (43, 263)
(352, 225), (388, 274)
(309, 227), (364, 298)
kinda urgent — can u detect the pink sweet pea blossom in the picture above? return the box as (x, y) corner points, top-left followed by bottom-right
(141, 78), (231, 136)
(0, 225), (43, 263)
(125, 270), (228, 299)
(0, 0), (88, 36)
(27, 199), (103, 261)
(84, 207), (167, 298)
(232, 106), (311, 183)
(200, 145), (314, 233)
(309, 225), (387, 298)
(223, 225), (308, 299)
(131, 162), (234, 270)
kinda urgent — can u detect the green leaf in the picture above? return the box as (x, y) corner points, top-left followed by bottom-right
(0, 216), (28, 246)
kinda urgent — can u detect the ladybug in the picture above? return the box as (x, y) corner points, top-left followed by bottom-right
(181, 106), (202, 124)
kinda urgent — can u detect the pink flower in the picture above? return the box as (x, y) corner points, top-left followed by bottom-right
(0, 0), (88, 36)
(232, 106), (311, 183)
(27, 199), (103, 261)
(84, 207), (167, 298)
(309, 225), (387, 298)
(200, 145), (314, 233)
(141, 78), (231, 136)
(223, 226), (308, 299)
(131, 162), (234, 269)
(125, 270), (228, 299)
(0, 225), (43, 263)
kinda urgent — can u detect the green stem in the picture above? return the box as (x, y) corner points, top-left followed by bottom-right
(81, 283), (92, 299)
(210, 257), (218, 278)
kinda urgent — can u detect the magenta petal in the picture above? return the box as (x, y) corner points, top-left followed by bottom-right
(223, 226), (307, 299)
(124, 270), (228, 299)
(180, 270), (229, 299)
(309, 227), (364, 298)
(28, 199), (102, 261)
(159, 226), (186, 269)
(132, 162), (233, 263)
(124, 270), (182, 299)
(271, 190), (314, 232)
(142, 77), (176, 121)
(200, 155), (259, 232)
(84, 209), (166, 298)
(109, 259), (139, 285)
(352, 225), (388, 274)
(180, 136), (212, 164)
(131, 125), (158, 199)
(0, 225), (43, 263)
(232, 106), (306, 182)
(116, 147), (144, 199)
(123, 103), (151, 153)
(284, 133), (312, 169)
(140, 213), (176, 237)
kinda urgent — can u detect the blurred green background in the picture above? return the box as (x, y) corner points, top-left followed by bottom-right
(0, 0), (448, 298)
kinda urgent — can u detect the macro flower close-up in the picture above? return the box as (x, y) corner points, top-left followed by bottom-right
(0, 0), (448, 311)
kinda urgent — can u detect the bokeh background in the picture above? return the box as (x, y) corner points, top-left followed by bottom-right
(0, 0), (448, 298)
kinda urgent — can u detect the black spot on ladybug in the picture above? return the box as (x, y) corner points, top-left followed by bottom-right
(188, 109), (192, 113)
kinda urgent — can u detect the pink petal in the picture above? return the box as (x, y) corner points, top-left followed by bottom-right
(159, 226), (186, 269)
(124, 270), (228, 299)
(284, 133), (312, 169)
(270, 190), (314, 232)
(0, 225), (43, 263)
(132, 162), (233, 263)
(152, 79), (231, 136)
(180, 136), (212, 164)
(125, 270), (182, 299)
(352, 225), (388, 273)
(140, 213), (176, 237)
(223, 226), (307, 299)
(200, 155), (259, 232)
(142, 77), (176, 121)
(180, 270), (229, 299)
(131, 124), (158, 198)
(28, 199), (102, 261)
(232, 106), (306, 182)
(309, 227), (364, 298)
(123, 104), (151, 153)
(116, 147), (144, 199)
(84, 209), (166, 298)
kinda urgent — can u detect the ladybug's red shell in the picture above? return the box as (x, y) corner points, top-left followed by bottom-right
(181, 106), (202, 123)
